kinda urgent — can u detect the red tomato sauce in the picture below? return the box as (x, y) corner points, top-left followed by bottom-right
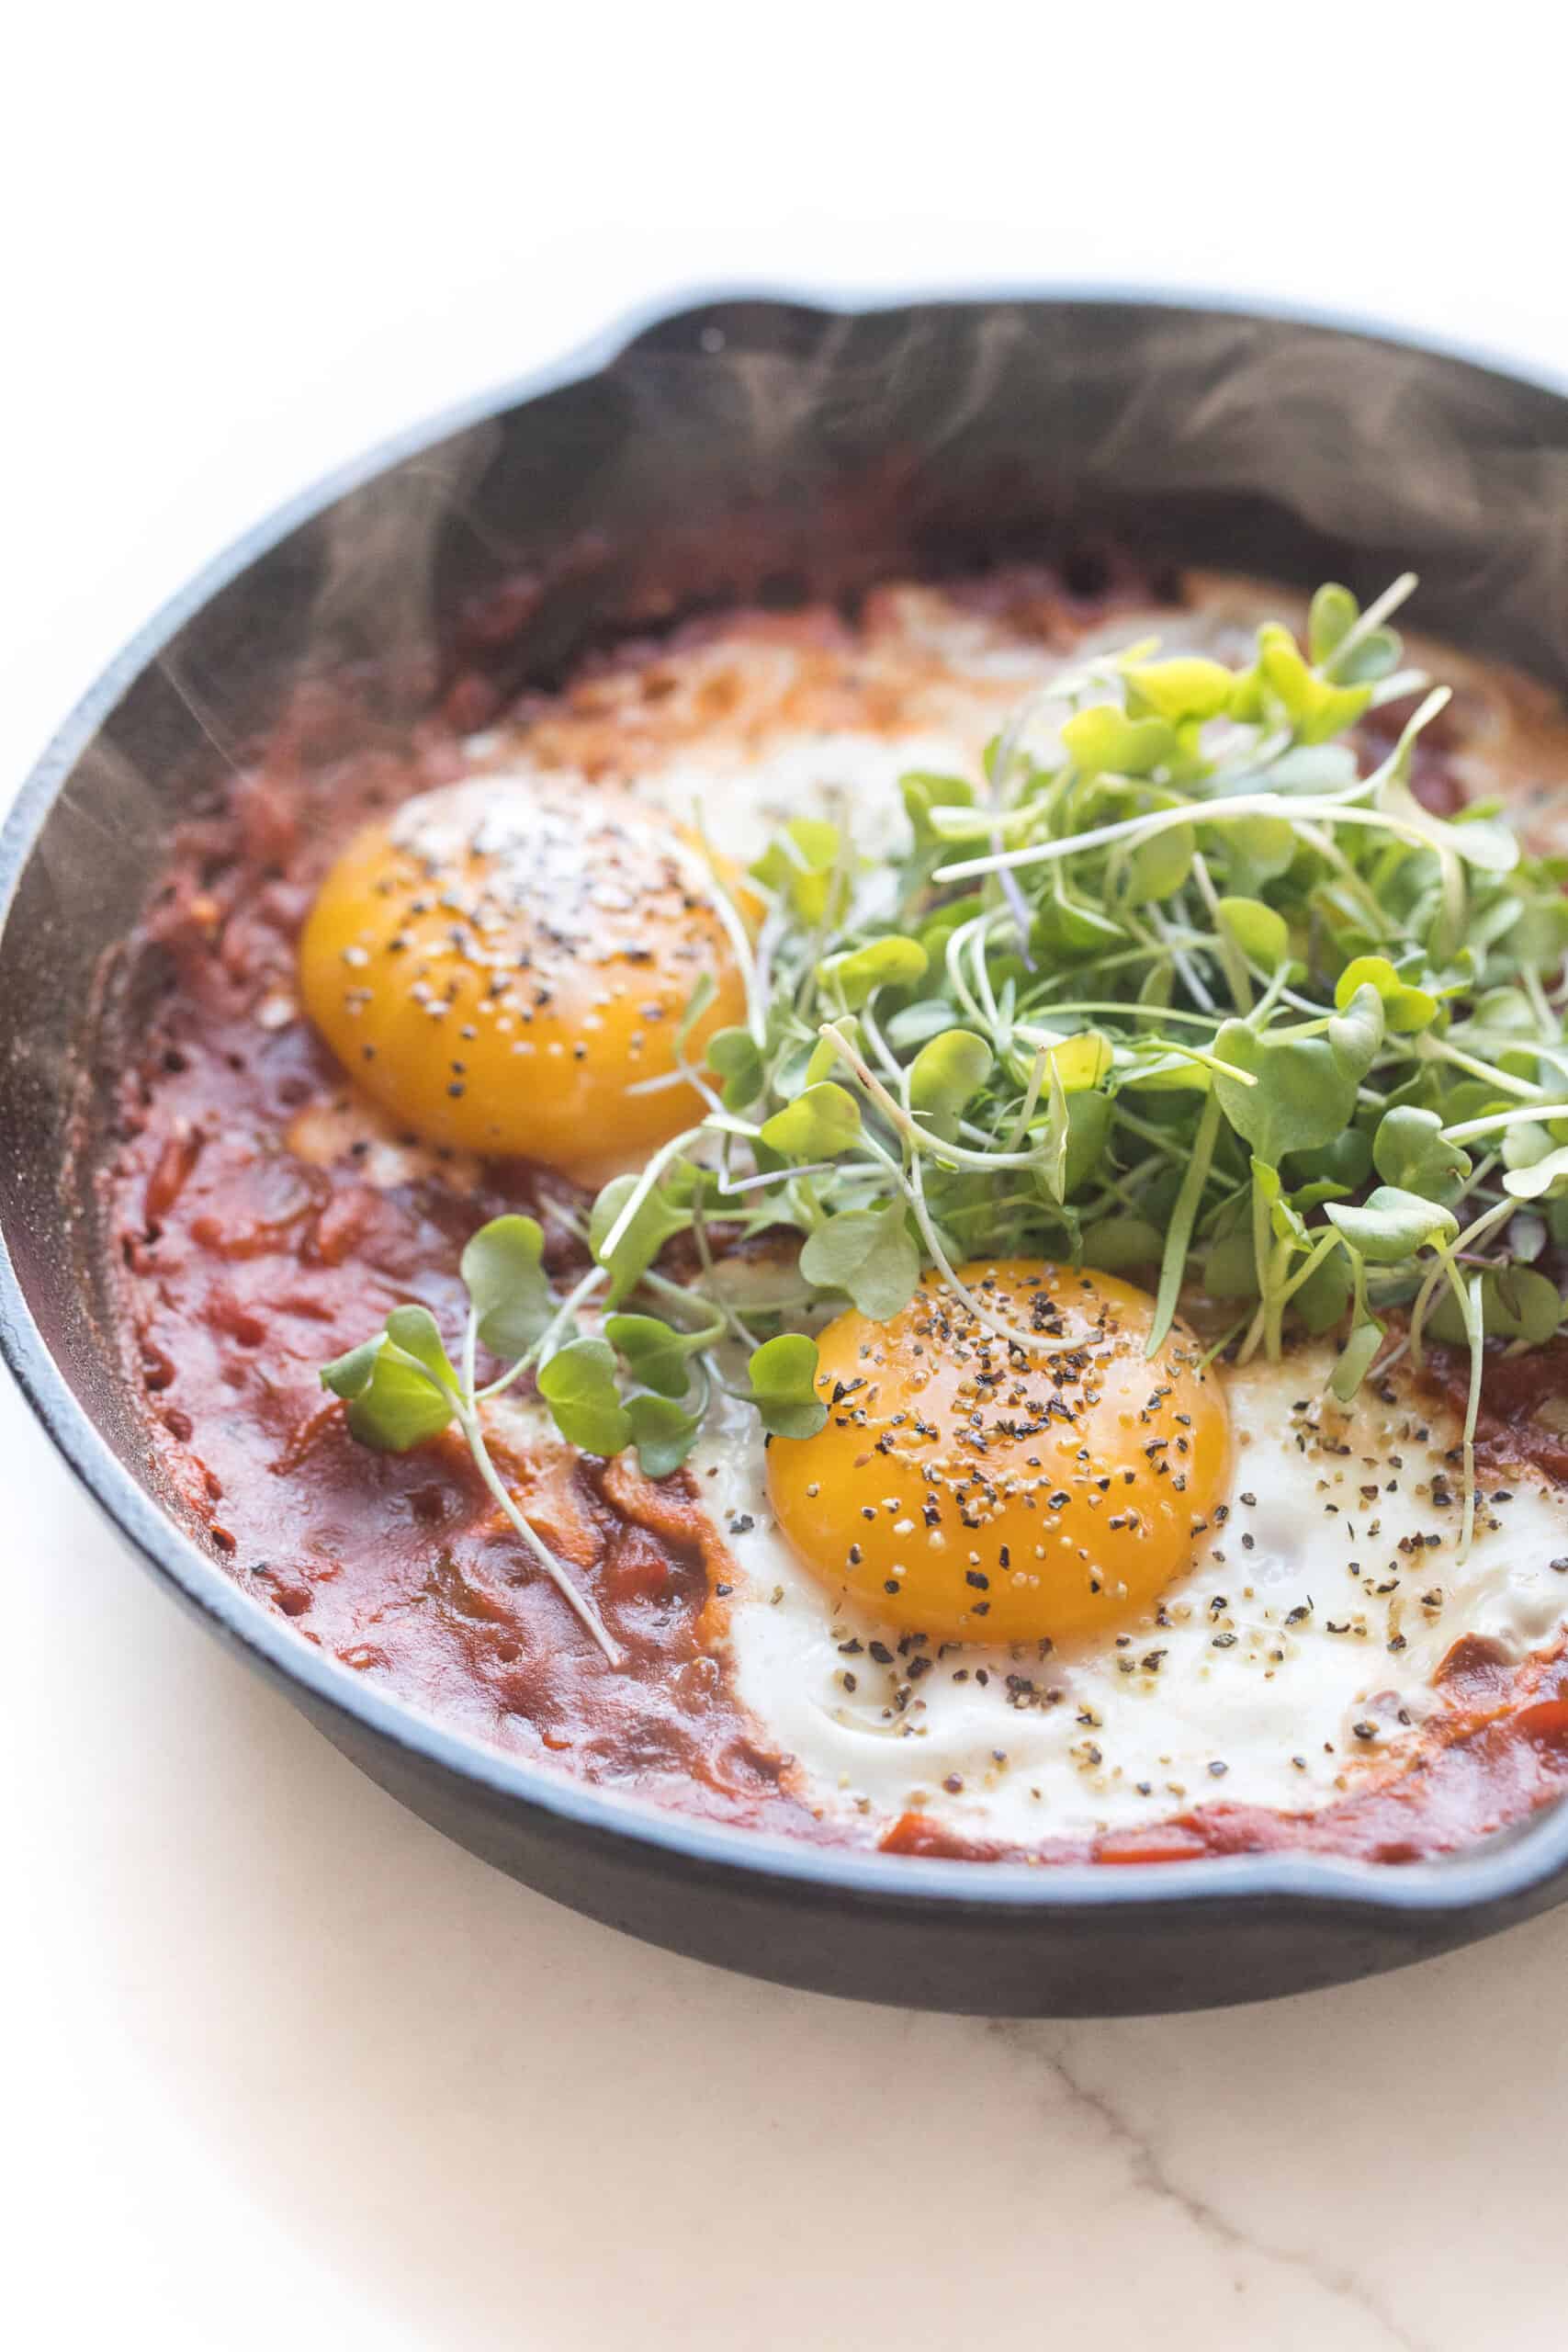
(96, 567), (1568, 1865)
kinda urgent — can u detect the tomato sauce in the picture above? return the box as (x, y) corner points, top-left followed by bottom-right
(97, 566), (1568, 1865)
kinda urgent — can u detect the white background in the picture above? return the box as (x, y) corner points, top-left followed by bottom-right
(7, 10), (1568, 2347)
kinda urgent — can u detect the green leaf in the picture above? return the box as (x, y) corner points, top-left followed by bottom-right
(1255, 623), (1372, 743)
(804, 1017), (859, 1087)
(1278, 745), (1366, 792)
(1444, 819), (1521, 878)
(1329, 1317), (1384, 1403)
(902, 771), (975, 847)
(1294, 1248), (1353, 1335)
(460, 1215), (553, 1359)
(1467, 897), (1526, 959)
(1371, 1107), (1472, 1206)
(1325, 1187), (1459, 1263)
(1497, 891), (1568, 975)
(1211, 992), (1381, 1165)
(1124, 1051), (1216, 1095)
(320, 1337), (384, 1402)
(759, 1081), (863, 1159)
(917, 894), (984, 965)
(1040, 1057), (1073, 1206)
(384, 1306), (459, 1392)
(799, 1203), (919, 1319)
(1250, 1157), (1304, 1245)
(1222, 815), (1298, 884)
(706, 1026), (766, 1112)
(537, 1338), (633, 1456)
(1503, 1121), (1553, 1171)
(1336, 628), (1404, 685)
(1203, 1228), (1261, 1300)
(1427, 1265), (1563, 1347)
(1061, 706), (1178, 776)
(750, 818), (842, 922)
(590, 1171), (695, 1306)
(1509, 1210), (1549, 1263)
(1286, 1130), (1371, 1191)
(1041, 1030), (1114, 1091)
(604, 1313), (699, 1399)
(1122, 822), (1194, 905)
(1308, 582), (1359, 666)
(768, 1040), (814, 1100)
(1122, 657), (1235, 724)
(1040, 1083), (1111, 1204)
(1216, 895), (1290, 973)
(1326, 982), (1385, 1080)
(1486, 1263), (1562, 1342)
(1081, 1215), (1164, 1274)
(321, 1326), (456, 1453)
(1289, 1180), (1355, 1213)
(744, 1333), (829, 1441)
(625, 1391), (702, 1479)
(1335, 954), (1438, 1035)
(1504, 1144), (1568, 1201)
(818, 936), (928, 1008)
(886, 997), (962, 1051)
(1032, 886), (1125, 961)
(1212, 1022), (1361, 1161)
(908, 1029), (994, 1141)
(1470, 984), (1538, 1036)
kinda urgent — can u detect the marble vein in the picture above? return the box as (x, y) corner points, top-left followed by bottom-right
(987, 2020), (1431, 2352)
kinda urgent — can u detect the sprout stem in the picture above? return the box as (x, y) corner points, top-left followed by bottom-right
(460, 1401), (621, 1665)
(1149, 1093), (1222, 1357)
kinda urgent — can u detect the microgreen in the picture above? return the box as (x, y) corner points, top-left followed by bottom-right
(604, 1311), (716, 1397)
(536, 1338), (634, 1457)
(1371, 1107), (1472, 1204)
(623, 1392), (705, 1479)
(324, 573), (1568, 1592)
(590, 1160), (707, 1304)
(750, 816), (845, 923)
(705, 1026), (768, 1111)
(459, 1215), (555, 1357)
(1330, 1317), (1386, 1404)
(908, 1029), (995, 1139)
(321, 1322), (458, 1453)
(819, 935), (929, 1008)
(742, 1333), (830, 1440)
(1325, 1187), (1461, 1263)
(798, 1202), (920, 1318)
(759, 1081), (863, 1159)
(320, 1217), (624, 1663)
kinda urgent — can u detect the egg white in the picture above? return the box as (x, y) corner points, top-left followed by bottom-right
(687, 1347), (1568, 1840)
(488, 1340), (1568, 1843)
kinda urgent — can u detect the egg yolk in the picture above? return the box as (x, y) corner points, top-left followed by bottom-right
(767, 1261), (1229, 1646)
(298, 776), (749, 1174)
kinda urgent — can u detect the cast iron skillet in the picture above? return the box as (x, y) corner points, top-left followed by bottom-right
(6, 291), (1568, 2017)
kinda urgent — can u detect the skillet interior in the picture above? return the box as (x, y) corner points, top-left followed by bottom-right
(6, 291), (1568, 2013)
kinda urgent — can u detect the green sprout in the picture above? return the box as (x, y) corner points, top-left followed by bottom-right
(324, 572), (1568, 1604)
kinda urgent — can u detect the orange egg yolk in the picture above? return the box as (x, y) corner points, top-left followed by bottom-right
(767, 1261), (1229, 1646)
(298, 776), (749, 1174)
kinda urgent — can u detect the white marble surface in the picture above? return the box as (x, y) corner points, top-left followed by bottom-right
(12, 1363), (1568, 2352)
(8, 15), (1568, 2346)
